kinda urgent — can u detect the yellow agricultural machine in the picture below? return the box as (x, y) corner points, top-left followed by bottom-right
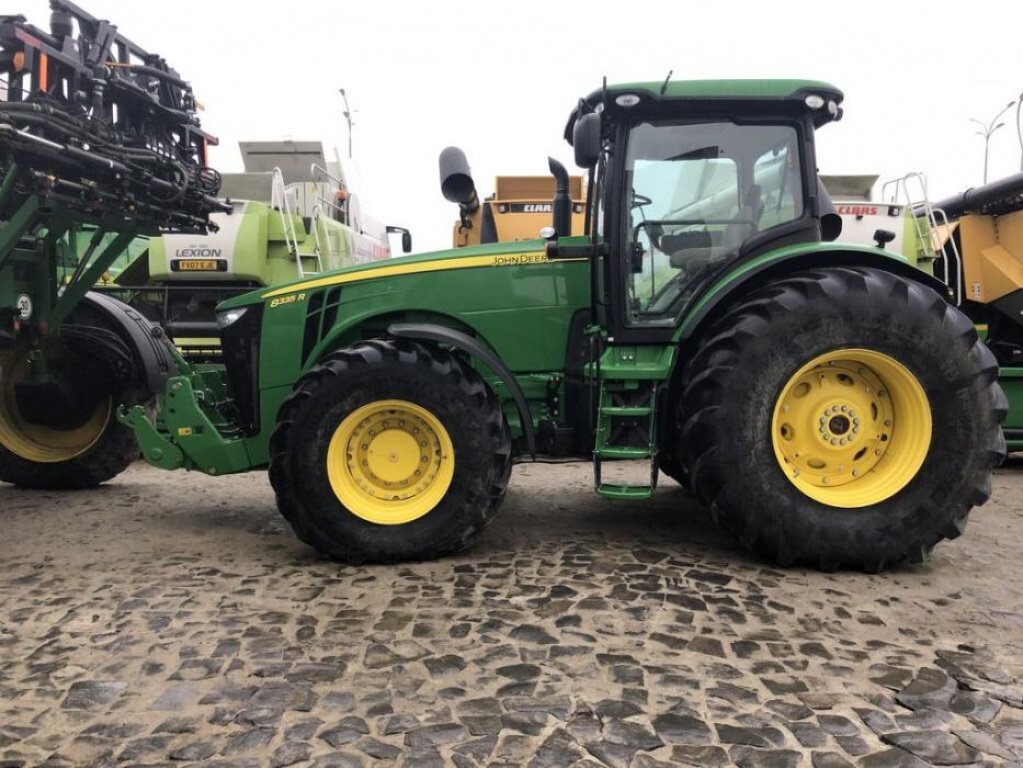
(837, 171), (1023, 450)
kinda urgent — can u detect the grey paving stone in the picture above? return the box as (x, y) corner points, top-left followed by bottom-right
(270, 741), (311, 768)
(168, 740), (216, 761)
(858, 748), (931, 768)
(953, 729), (1019, 761)
(881, 730), (980, 765)
(716, 723), (785, 748)
(61, 681), (126, 711)
(810, 751), (854, 768)
(221, 728), (274, 755)
(355, 737), (401, 760)
(404, 722), (466, 748)
(895, 669), (958, 711)
(651, 713), (712, 745)
(729, 745), (802, 768)
(669, 744), (731, 766)
(602, 719), (662, 750)
(949, 691), (1002, 724)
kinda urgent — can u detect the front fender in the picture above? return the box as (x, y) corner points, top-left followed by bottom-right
(388, 322), (536, 456)
(82, 291), (175, 395)
(675, 243), (950, 343)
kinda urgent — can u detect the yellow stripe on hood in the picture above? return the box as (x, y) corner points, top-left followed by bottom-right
(262, 251), (583, 299)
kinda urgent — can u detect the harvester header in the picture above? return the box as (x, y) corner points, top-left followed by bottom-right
(929, 171), (1023, 219)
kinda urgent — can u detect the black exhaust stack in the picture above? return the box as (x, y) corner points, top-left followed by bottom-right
(548, 157), (571, 237)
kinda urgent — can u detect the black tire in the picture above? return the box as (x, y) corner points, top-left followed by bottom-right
(678, 266), (1006, 572)
(656, 451), (688, 488)
(0, 316), (142, 489)
(0, 411), (138, 489)
(269, 338), (512, 563)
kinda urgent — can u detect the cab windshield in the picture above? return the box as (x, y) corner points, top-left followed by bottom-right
(623, 120), (804, 326)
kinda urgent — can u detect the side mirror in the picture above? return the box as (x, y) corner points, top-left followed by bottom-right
(386, 226), (413, 254)
(573, 113), (601, 169)
(873, 229), (896, 250)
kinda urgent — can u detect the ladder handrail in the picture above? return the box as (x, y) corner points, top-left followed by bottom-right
(309, 204), (328, 272)
(311, 162), (350, 226)
(881, 172), (963, 306)
(311, 162), (344, 188)
(271, 166), (321, 278)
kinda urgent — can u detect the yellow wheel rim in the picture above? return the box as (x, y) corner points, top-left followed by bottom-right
(771, 349), (932, 508)
(0, 347), (112, 463)
(326, 399), (455, 525)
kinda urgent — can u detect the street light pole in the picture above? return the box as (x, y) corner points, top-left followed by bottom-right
(339, 88), (354, 159)
(1016, 91), (1023, 172)
(971, 100), (1015, 183)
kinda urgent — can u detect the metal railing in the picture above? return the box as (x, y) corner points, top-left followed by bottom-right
(882, 172), (962, 305)
(309, 203), (337, 267)
(270, 167), (322, 277)
(311, 163), (350, 226)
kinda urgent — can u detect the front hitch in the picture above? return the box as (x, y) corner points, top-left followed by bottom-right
(118, 403), (185, 470)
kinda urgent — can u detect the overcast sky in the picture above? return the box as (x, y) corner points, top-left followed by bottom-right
(19, 0), (1023, 252)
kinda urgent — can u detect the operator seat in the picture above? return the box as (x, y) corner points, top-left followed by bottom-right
(667, 185), (764, 270)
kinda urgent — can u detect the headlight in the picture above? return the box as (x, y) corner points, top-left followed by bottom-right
(216, 307), (248, 330)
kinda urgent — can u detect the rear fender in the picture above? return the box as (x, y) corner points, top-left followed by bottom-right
(675, 244), (950, 344)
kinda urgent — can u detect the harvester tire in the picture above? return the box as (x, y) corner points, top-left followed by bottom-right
(0, 336), (141, 490)
(0, 415), (137, 490)
(678, 266), (1006, 572)
(269, 338), (512, 563)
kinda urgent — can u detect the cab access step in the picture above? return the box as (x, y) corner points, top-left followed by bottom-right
(591, 345), (675, 499)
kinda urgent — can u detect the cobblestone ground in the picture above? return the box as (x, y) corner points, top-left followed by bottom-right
(2, 459), (1023, 768)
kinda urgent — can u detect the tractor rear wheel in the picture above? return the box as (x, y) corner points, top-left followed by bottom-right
(656, 452), (687, 488)
(678, 266), (1005, 571)
(269, 338), (512, 563)
(0, 345), (139, 489)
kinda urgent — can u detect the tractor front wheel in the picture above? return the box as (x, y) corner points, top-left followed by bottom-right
(269, 338), (512, 563)
(678, 267), (1005, 571)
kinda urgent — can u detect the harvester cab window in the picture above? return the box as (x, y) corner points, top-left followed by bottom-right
(623, 121), (803, 327)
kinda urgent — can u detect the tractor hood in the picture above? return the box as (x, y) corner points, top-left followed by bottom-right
(217, 238), (553, 311)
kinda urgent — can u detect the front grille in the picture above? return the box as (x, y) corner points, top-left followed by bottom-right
(220, 303), (263, 435)
(301, 287), (342, 364)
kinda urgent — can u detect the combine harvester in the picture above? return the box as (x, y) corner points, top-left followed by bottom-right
(106, 140), (411, 359)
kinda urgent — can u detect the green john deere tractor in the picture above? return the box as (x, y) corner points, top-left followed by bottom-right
(115, 78), (1005, 571)
(0, 34), (1004, 570)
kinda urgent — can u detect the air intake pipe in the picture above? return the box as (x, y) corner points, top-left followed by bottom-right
(439, 146), (480, 217)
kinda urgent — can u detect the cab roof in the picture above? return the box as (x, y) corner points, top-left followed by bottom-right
(566, 78), (845, 140)
(599, 78), (842, 102)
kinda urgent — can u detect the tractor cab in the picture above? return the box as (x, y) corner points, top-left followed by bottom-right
(564, 80), (844, 341)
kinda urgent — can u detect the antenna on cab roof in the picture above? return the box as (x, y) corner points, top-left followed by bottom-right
(660, 69), (674, 95)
